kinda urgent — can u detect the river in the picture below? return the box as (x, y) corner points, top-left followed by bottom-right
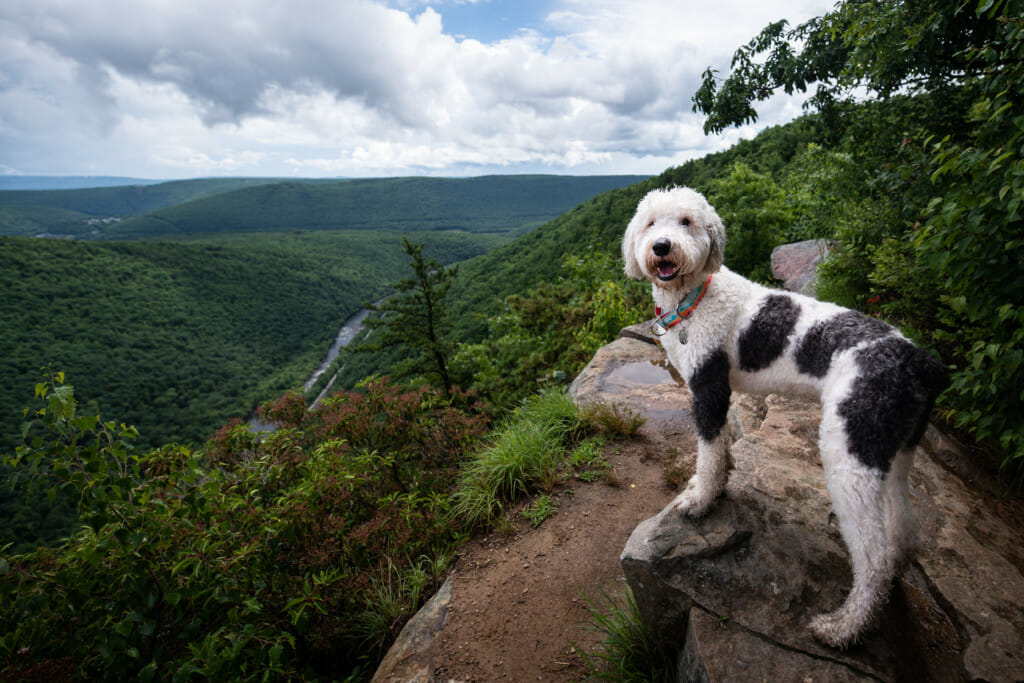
(303, 308), (372, 392)
(248, 307), (372, 433)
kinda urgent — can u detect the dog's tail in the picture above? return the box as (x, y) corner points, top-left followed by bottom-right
(906, 347), (951, 447)
(912, 348), (951, 402)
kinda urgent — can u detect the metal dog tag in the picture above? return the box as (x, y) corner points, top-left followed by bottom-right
(678, 327), (688, 345)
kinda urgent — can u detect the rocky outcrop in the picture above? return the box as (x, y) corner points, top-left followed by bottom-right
(771, 238), (833, 294)
(583, 326), (1024, 683)
(371, 576), (453, 683)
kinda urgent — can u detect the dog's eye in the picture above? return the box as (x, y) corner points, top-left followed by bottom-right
(679, 217), (691, 226)
(647, 219), (655, 228)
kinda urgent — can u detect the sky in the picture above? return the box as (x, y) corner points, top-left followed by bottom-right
(0, 0), (835, 180)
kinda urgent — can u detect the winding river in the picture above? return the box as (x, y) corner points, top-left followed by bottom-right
(303, 308), (372, 393)
(248, 307), (372, 433)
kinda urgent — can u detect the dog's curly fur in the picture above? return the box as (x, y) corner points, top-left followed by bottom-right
(622, 186), (949, 648)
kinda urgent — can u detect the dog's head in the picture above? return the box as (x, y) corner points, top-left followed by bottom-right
(621, 186), (726, 291)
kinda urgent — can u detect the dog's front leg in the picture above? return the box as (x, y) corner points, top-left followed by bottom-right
(670, 348), (733, 517)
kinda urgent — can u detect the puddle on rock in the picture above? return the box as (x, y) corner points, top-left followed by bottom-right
(606, 360), (684, 387)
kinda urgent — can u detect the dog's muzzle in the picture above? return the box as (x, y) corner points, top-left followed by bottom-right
(651, 239), (679, 281)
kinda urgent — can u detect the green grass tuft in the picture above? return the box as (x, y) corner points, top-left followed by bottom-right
(521, 494), (560, 527)
(577, 585), (677, 682)
(452, 388), (580, 529)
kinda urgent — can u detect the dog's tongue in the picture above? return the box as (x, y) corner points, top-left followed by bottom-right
(657, 263), (676, 278)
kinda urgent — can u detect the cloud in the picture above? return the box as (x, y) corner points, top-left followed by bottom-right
(0, 0), (833, 177)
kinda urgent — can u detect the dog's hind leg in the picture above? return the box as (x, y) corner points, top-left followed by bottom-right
(884, 448), (918, 569)
(810, 409), (895, 648)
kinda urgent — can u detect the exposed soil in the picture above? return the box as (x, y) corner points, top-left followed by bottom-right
(431, 427), (688, 682)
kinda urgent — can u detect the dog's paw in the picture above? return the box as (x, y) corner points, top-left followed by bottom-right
(667, 485), (713, 518)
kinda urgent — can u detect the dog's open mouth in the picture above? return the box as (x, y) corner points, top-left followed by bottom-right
(655, 261), (679, 281)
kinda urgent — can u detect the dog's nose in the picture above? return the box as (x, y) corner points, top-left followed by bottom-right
(652, 238), (671, 257)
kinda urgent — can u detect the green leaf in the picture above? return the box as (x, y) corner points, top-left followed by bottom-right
(138, 661), (158, 683)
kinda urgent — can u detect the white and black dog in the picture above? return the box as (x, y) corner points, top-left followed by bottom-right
(622, 186), (949, 648)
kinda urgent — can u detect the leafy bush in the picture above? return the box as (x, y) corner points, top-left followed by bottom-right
(916, 94), (1024, 477)
(453, 251), (647, 411)
(818, 0), (1024, 478)
(1, 373), (485, 680)
(707, 162), (792, 281)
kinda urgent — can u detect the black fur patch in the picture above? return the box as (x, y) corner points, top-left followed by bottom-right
(795, 310), (892, 378)
(690, 348), (731, 442)
(738, 295), (800, 372)
(838, 337), (950, 471)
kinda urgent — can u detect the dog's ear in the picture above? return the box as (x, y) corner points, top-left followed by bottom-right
(622, 211), (645, 280)
(702, 204), (727, 273)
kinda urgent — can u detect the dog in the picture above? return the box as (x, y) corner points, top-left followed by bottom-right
(621, 186), (949, 648)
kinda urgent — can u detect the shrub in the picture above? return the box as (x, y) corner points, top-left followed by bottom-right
(707, 162), (792, 281)
(916, 95), (1024, 479)
(1, 373), (484, 680)
(452, 251), (647, 411)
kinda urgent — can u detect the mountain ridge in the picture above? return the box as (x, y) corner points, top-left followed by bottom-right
(0, 174), (648, 239)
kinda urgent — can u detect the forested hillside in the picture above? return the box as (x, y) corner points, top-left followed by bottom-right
(108, 175), (647, 239)
(0, 178), (304, 237)
(0, 173), (644, 452)
(0, 177), (164, 190)
(0, 230), (493, 453)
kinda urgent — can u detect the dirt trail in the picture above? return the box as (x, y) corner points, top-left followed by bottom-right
(431, 430), (683, 681)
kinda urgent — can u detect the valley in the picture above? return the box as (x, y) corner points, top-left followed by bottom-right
(0, 174), (646, 454)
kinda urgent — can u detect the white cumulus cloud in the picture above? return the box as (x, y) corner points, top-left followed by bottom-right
(0, 0), (834, 178)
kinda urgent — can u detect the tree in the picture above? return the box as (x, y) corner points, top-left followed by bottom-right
(355, 238), (457, 394)
(706, 162), (792, 281)
(691, 0), (1003, 135)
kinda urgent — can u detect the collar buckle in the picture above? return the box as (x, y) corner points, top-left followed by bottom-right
(650, 274), (712, 337)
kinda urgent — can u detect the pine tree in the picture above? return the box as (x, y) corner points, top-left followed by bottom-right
(356, 238), (456, 394)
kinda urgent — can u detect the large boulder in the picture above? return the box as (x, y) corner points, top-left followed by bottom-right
(770, 238), (833, 294)
(583, 327), (1024, 682)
